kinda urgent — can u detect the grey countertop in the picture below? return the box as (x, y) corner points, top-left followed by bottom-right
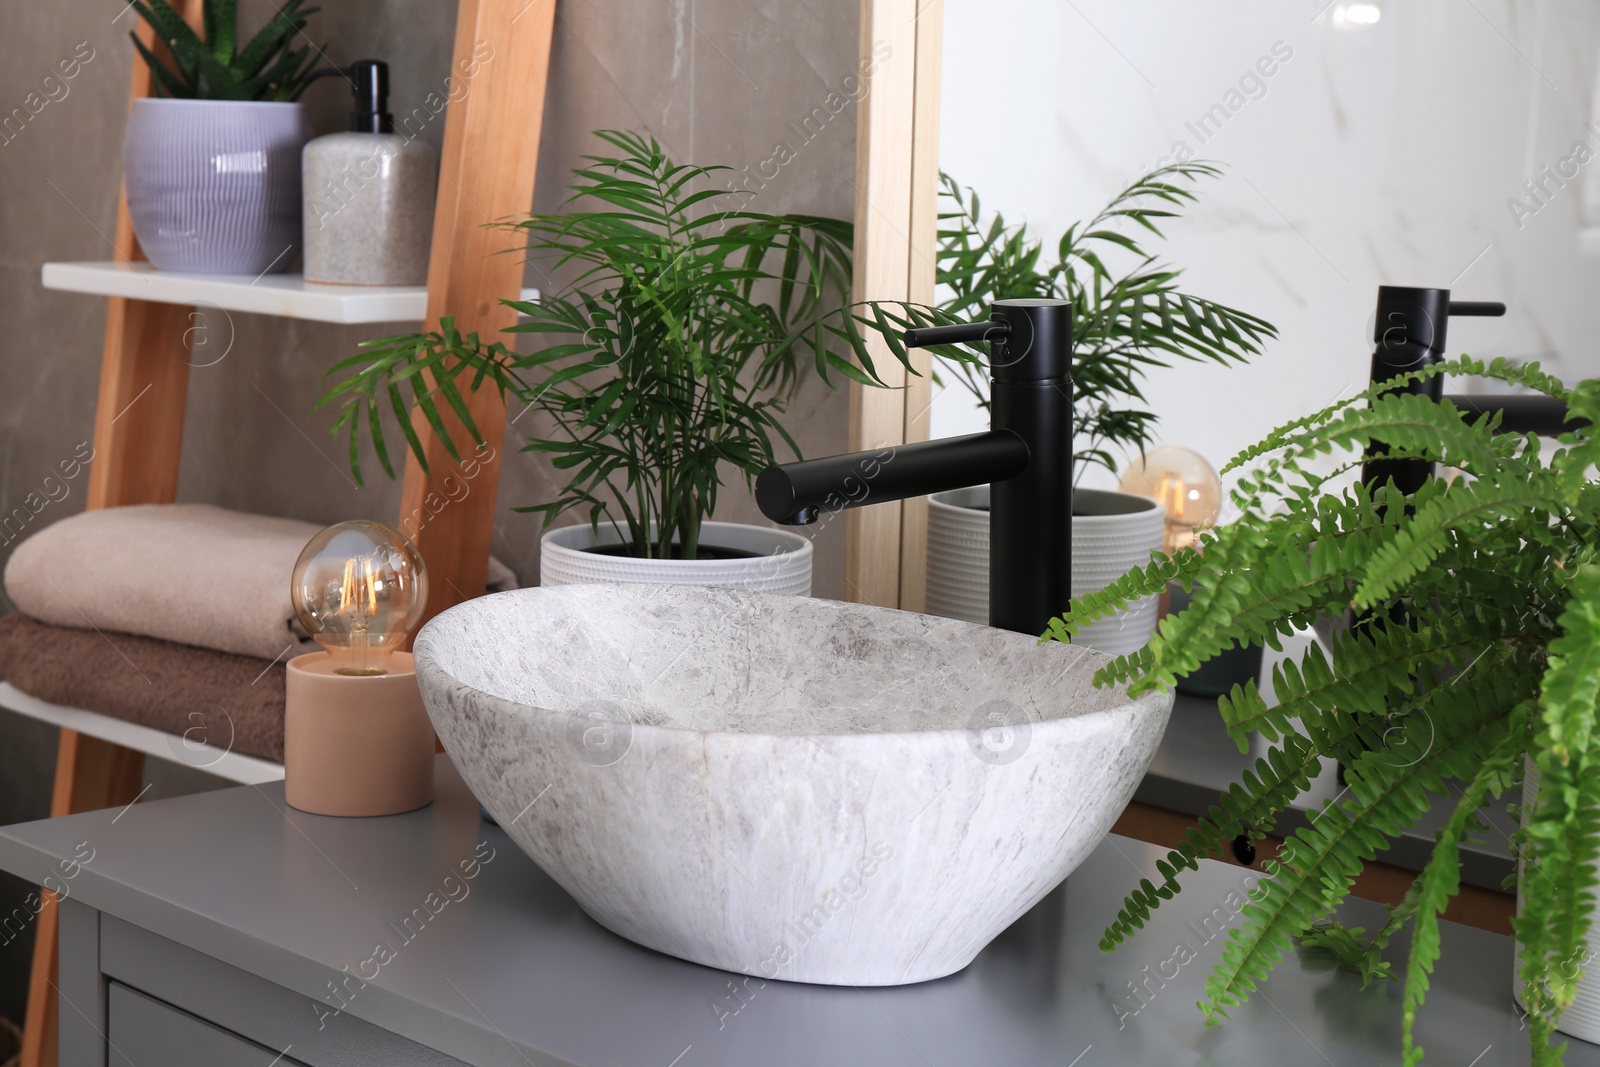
(1, 755), (1582, 1065)
(1139, 687), (1519, 890)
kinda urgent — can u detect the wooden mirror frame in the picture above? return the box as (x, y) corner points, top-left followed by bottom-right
(844, 0), (944, 612)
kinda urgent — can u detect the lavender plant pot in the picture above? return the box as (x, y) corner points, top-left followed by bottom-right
(124, 99), (310, 274)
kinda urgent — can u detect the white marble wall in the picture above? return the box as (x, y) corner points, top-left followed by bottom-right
(934, 0), (1600, 490)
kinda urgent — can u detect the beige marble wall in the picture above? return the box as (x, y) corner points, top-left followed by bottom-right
(0, 0), (863, 1025)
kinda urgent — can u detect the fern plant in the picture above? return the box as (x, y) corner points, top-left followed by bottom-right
(1048, 356), (1600, 1065)
(129, 0), (321, 102)
(850, 165), (1277, 481)
(317, 130), (892, 560)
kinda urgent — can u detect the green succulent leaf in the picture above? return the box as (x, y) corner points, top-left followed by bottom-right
(127, 0), (319, 101)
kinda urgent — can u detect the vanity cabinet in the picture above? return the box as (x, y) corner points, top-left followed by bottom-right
(108, 984), (313, 1067)
(66, 905), (460, 1067)
(4, 757), (1591, 1067)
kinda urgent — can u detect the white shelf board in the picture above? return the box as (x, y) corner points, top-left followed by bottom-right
(42, 261), (539, 326)
(0, 681), (283, 786)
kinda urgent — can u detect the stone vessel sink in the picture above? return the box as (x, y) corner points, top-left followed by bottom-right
(412, 584), (1173, 986)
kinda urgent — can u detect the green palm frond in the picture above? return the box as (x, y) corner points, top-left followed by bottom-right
(845, 164), (1276, 481)
(318, 131), (878, 559)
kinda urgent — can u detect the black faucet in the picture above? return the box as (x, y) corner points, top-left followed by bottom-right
(1359, 286), (1507, 496)
(755, 298), (1073, 636)
(1359, 285), (1586, 451)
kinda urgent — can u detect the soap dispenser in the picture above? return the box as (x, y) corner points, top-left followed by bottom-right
(302, 60), (437, 285)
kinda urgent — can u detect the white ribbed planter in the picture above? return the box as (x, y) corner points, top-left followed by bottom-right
(1514, 761), (1600, 1043)
(539, 521), (812, 596)
(925, 487), (1165, 654)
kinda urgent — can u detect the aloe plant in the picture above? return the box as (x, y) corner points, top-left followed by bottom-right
(128, 0), (322, 102)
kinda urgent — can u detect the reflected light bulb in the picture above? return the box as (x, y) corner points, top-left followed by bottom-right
(290, 520), (427, 676)
(1330, 3), (1381, 29)
(1119, 445), (1223, 555)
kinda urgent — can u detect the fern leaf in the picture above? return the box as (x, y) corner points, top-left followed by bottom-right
(1353, 473), (1564, 611)
(1220, 615), (1503, 750)
(1401, 705), (1525, 1065)
(1519, 567), (1600, 1064)
(1047, 548), (1200, 639)
(1540, 567), (1600, 762)
(1101, 712), (1380, 949)
(1201, 671), (1527, 1024)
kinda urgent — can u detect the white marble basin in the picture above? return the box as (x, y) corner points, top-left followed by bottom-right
(413, 584), (1173, 986)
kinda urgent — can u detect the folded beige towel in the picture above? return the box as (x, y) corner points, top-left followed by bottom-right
(4, 504), (518, 660)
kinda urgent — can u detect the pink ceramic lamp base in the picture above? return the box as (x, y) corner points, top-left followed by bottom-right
(284, 651), (434, 816)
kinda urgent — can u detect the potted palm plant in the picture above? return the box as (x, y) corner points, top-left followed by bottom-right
(857, 166), (1275, 652)
(1054, 356), (1600, 1065)
(318, 130), (894, 595)
(124, 0), (321, 273)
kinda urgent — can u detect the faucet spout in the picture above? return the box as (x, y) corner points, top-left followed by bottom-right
(754, 298), (1075, 636)
(755, 431), (1029, 526)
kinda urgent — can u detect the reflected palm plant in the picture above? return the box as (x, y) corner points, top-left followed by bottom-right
(857, 165), (1277, 483)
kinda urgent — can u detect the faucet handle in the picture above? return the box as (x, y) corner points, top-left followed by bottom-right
(903, 317), (1010, 349)
(1447, 301), (1506, 318)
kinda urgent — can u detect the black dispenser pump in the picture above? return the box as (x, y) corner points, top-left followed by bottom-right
(348, 59), (393, 134)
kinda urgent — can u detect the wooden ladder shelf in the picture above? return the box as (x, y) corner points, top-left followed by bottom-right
(18, 2), (558, 1064)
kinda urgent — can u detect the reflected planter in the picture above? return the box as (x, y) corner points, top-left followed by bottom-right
(124, 98), (310, 274)
(925, 486), (1165, 653)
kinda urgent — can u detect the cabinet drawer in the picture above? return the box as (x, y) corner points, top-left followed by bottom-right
(109, 983), (311, 1067)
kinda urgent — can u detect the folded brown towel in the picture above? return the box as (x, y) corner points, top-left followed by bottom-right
(3, 504), (520, 660)
(0, 612), (286, 762)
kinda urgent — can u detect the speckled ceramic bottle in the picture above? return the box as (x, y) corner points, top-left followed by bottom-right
(302, 61), (437, 285)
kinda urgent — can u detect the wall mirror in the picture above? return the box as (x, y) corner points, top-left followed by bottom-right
(850, 0), (1600, 605)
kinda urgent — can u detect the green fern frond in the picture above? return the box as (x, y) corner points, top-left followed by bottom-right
(1352, 472), (1565, 611)
(1220, 355), (1561, 485)
(1220, 610), (1512, 750)
(1101, 711), (1382, 949)
(1539, 567), (1600, 762)
(1401, 706), (1526, 1065)
(1555, 379), (1600, 499)
(1047, 547), (1202, 639)
(1266, 392), (1501, 479)
(1201, 671), (1527, 1024)
(1519, 567), (1600, 1065)
(1102, 480), (1428, 696)
(1299, 921), (1399, 986)
(1085, 337), (1591, 1063)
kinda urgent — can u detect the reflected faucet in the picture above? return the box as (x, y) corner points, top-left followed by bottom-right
(1359, 286), (1506, 497)
(755, 298), (1072, 636)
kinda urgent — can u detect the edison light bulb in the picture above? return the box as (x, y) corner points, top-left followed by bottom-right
(1119, 445), (1223, 555)
(290, 520), (427, 676)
